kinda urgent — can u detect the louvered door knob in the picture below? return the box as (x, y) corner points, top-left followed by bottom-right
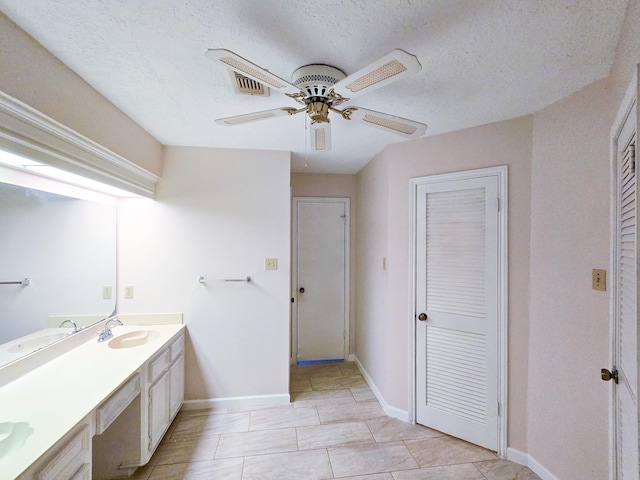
(601, 368), (618, 384)
(418, 313), (427, 321)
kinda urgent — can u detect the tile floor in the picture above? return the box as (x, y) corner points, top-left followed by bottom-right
(129, 362), (540, 479)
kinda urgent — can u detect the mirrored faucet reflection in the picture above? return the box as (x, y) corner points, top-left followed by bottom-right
(97, 317), (123, 343)
(58, 319), (81, 334)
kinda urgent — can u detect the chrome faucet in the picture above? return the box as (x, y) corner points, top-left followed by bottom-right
(97, 317), (123, 342)
(59, 319), (81, 334)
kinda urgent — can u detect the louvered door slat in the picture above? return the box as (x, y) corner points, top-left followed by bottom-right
(426, 325), (487, 423)
(426, 188), (486, 319)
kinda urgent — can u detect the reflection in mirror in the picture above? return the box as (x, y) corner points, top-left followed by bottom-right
(0, 178), (117, 367)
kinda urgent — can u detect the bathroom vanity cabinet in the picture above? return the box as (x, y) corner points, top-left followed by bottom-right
(144, 332), (185, 460)
(22, 419), (94, 480)
(92, 331), (185, 478)
(1, 323), (185, 480)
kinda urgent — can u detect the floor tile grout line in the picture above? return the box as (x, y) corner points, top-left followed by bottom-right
(239, 455), (246, 480)
(323, 447), (335, 479)
(472, 460), (491, 480)
(402, 439), (422, 468)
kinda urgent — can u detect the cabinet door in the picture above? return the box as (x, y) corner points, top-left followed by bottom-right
(169, 355), (184, 418)
(70, 463), (91, 480)
(148, 371), (170, 453)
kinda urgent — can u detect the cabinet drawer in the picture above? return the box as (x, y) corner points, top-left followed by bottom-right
(148, 349), (170, 382)
(96, 373), (140, 435)
(36, 424), (91, 480)
(170, 334), (184, 361)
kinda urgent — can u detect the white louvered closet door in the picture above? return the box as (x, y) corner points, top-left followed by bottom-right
(613, 95), (638, 480)
(415, 175), (499, 451)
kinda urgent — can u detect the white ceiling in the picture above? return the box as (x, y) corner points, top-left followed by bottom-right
(0, 1), (628, 174)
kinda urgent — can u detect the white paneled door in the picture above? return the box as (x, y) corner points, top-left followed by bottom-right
(609, 74), (638, 480)
(292, 198), (349, 363)
(413, 168), (506, 453)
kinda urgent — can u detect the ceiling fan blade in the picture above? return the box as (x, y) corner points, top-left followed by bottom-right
(215, 107), (297, 126)
(310, 121), (332, 151)
(333, 49), (422, 99)
(206, 49), (301, 96)
(348, 107), (427, 138)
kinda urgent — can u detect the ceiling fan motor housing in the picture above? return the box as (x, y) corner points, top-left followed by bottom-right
(291, 64), (346, 102)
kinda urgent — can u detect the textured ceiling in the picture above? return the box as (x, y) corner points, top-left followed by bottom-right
(0, 1), (628, 173)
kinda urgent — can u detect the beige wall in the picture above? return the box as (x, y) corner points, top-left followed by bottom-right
(356, 116), (533, 441)
(528, 77), (613, 480)
(355, 1), (640, 477)
(291, 173), (357, 355)
(355, 154), (392, 408)
(119, 147), (291, 400)
(0, 12), (162, 176)
(525, 0), (640, 477)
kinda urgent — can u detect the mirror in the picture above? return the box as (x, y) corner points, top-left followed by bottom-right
(0, 180), (116, 366)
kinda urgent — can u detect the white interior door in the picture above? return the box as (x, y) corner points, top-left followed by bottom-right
(413, 168), (506, 452)
(610, 78), (638, 479)
(293, 198), (349, 363)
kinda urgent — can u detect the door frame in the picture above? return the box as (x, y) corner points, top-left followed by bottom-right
(608, 66), (638, 479)
(291, 196), (350, 365)
(409, 166), (508, 456)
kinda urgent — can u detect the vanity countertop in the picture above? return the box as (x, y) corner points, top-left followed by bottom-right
(0, 324), (185, 480)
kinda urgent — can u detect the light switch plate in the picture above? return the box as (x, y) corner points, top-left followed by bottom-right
(102, 286), (112, 300)
(592, 269), (606, 291)
(124, 285), (134, 299)
(265, 258), (278, 270)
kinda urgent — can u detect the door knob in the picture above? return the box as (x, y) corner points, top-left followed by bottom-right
(299, 287), (305, 293)
(418, 313), (427, 321)
(601, 368), (619, 384)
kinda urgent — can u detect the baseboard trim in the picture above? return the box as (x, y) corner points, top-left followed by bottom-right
(182, 393), (290, 412)
(353, 355), (410, 422)
(507, 448), (560, 480)
(350, 356), (559, 478)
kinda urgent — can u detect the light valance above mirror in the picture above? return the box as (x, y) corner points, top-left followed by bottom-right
(0, 90), (158, 198)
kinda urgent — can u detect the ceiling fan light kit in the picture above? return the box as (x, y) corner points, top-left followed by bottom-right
(206, 48), (427, 152)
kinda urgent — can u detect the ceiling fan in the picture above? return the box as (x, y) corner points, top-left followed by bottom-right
(205, 48), (428, 151)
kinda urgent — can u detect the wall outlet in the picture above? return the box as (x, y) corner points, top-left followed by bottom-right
(124, 285), (134, 299)
(265, 258), (278, 270)
(102, 286), (112, 300)
(592, 269), (606, 291)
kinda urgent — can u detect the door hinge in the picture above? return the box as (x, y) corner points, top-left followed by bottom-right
(496, 198), (500, 212)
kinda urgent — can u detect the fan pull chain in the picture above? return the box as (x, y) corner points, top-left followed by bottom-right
(304, 114), (309, 168)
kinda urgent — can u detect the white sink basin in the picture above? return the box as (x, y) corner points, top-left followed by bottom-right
(108, 330), (160, 349)
(0, 422), (33, 459)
